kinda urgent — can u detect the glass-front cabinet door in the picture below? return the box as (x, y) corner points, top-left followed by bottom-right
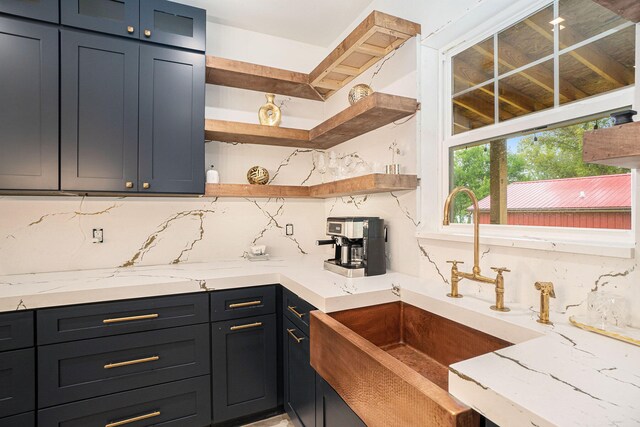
(61, 0), (140, 38)
(140, 0), (205, 51)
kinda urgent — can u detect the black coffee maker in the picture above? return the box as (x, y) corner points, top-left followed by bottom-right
(316, 217), (386, 277)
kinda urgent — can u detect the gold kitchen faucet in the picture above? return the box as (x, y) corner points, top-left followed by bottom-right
(442, 187), (510, 312)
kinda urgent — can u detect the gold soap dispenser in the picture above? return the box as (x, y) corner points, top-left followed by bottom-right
(534, 281), (555, 325)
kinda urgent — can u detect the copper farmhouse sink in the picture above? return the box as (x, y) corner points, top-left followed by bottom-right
(310, 302), (511, 427)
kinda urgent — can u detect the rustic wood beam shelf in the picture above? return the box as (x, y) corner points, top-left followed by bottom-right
(204, 174), (418, 199)
(205, 11), (420, 101)
(583, 121), (640, 168)
(205, 56), (324, 101)
(205, 93), (418, 149)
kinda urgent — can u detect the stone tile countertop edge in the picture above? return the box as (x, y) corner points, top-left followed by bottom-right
(1, 254), (638, 427)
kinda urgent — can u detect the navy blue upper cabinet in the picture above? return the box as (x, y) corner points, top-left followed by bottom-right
(138, 44), (205, 194)
(0, 17), (59, 191)
(60, 29), (140, 192)
(0, 0), (59, 23)
(140, 0), (205, 51)
(61, 0), (140, 38)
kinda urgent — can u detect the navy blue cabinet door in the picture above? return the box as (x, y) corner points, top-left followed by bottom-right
(316, 375), (365, 427)
(0, 348), (35, 418)
(139, 0), (205, 51)
(211, 314), (278, 423)
(284, 318), (315, 427)
(0, 17), (58, 191)
(60, 0), (139, 38)
(60, 30), (140, 192)
(138, 44), (205, 194)
(0, 0), (59, 23)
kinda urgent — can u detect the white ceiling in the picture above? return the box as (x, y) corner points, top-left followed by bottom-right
(176, 0), (374, 47)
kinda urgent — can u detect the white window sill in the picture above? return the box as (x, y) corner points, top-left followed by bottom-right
(416, 230), (635, 259)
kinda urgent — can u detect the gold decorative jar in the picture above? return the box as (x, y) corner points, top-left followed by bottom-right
(247, 166), (269, 185)
(258, 93), (282, 127)
(348, 84), (373, 105)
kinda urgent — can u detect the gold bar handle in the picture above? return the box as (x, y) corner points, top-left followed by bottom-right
(106, 411), (160, 427)
(104, 355), (159, 369)
(103, 314), (159, 324)
(230, 322), (262, 331)
(228, 300), (262, 309)
(287, 328), (305, 343)
(287, 306), (304, 318)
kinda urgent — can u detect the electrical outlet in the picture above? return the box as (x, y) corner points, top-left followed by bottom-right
(285, 224), (294, 236)
(92, 228), (103, 243)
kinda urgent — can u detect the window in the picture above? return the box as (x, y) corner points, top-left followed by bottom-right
(451, 0), (636, 135)
(450, 115), (631, 230)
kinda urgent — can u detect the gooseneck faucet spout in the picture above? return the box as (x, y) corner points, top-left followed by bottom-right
(443, 186), (481, 276)
(442, 186), (511, 312)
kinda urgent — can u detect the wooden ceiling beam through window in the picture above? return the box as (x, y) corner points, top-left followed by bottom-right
(524, 16), (634, 87)
(591, 0), (640, 22)
(472, 42), (587, 102)
(452, 58), (542, 113)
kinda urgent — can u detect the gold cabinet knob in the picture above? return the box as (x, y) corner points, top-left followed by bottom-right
(143, 182), (150, 189)
(125, 181), (134, 189)
(127, 26), (135, 34)
(144, 29), (151, 37)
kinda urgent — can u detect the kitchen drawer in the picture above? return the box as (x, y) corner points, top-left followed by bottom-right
(60, 0), (139, 38)
(37, 293), (208, 344)
(211, 285), (276, 322)
(0, 311), (34, 352)
(0, 348), (35, 418)
(0, 411), (35, 427)
(139, 0), (205, 51)
(38, 375), (211, 427)
(0, 0), (59, 23)
(283, 289), (316, 336)
(38, 324), (210, 407)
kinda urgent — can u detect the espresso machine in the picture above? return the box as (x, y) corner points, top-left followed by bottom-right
(316, 217), (386, 277)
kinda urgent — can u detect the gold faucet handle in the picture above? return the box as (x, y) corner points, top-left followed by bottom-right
(446, 260), (464, 266)
(535, 281), (556, 298)
(491, 267), (511, 274)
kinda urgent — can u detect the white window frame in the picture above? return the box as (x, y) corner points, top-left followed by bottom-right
(417, 0), (638, 259)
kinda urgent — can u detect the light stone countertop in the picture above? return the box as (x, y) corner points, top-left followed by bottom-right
(1, 254), (638, 427)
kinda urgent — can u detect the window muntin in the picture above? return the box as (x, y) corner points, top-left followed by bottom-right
(450, 0), (636, 135)
(449, 115), (631, 230)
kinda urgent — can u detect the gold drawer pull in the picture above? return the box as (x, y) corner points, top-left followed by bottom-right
(228, 300), (262, 309)
(230, 322), (262, 331)
(103, 314), (159, 324)
(104, 355), (159, 369)
(106, 411), (160, 427)
(287, 305), (304, 318)
(287, 328), (305, 343)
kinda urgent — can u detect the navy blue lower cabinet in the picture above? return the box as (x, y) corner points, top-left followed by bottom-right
(0, 16), (59, 191)
(0, 311), (34, 352)
(0, 411), (35, 427)
(0, 348), (35, 419)
(283, 317), (316, 427)
(138, 44), (205, 195)
(316, 375), (365, 427)
(37, 375), (212, 427)
(211, 313), (278, 424)
(37, 324), (210, 407)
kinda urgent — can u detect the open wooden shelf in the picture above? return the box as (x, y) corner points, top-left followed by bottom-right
(309, 11), (421, 99)
(205, 92), (418, 149)
(583, 121), (640, 168)
(204, 174), (418, 199)
(206, 56), (324, 101)
(205, 11), (420, 101)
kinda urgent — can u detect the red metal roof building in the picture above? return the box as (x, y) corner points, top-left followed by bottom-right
(474, 174), (631, 229)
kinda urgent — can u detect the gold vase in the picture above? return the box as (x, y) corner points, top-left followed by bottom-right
(258, 93), (282, 127)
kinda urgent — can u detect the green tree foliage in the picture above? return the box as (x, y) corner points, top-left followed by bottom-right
(451, 118), (628, 222)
